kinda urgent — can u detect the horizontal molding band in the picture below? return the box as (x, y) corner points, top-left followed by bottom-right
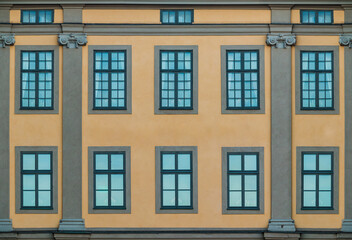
(0, 23), (350, 35)
(1, 0), (352, 5)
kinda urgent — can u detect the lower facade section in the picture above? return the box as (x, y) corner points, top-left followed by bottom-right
(1, 230), (352, 240)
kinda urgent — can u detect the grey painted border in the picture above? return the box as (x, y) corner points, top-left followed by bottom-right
(155, 146), (198, 214)
(88, 45), (132, 114)
(88, 146), (131, 214)
(15, 45), (59, 114)
(220, 45), (265, 114)
(295, 46), (340, 115)
(296, 146), (339, 214)
(221, 147), (264, 214)
(154, 46), (198, 115)
(15, 146), (58, 214)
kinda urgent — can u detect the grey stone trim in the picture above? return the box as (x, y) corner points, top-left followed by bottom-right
(221, 147), (264, 214)
(264, 232), (299, 239)
(61, 4), (83, 24)
(220, 45), (265, 114)
(60, 38), (85, 230)
(295, 46), (340, 115)
(343, 5), (352, 24)
(269, 38), (295, 232)
(0, 33), (15, 48)
(58, 33), (87, 49)
(58, 219), (85, 231)
(270, 5), (293, 24)
(340, 34), (352, 48)
(342, 46), (352, 232)
(267, 220), (296, 233)
(0, 5), (11, 23)
(296, 146), (339, 214)
(15, 45), (59, 114)
(88, 45), (132, 114)
(87, 146), (131, 214)
(155, 146), (198, 214)
(0, 43), (11, 232)
(15, 146), (58, 214)
(154, 46), (198, 115)
(0, 220), (12, 233)
(266, 34), (296, 48)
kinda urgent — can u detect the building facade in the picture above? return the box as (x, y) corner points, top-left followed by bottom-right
(0, 0), (352, 239)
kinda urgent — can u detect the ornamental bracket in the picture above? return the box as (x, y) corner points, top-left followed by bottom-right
(339, 34), (352, 48)
(58, 33), (87, 49)
(0, 33), (15, 48)
(266, 33), (296, 49)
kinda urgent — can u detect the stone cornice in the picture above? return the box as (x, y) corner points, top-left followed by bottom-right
(266, 33), (296, 48)
(58, 33), (87, 48)
(340, 34), (352, 48)
(0, 33), (15, 48)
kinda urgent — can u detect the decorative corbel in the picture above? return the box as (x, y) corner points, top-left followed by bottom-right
(340, 34), (352, 48)
(58, 33), (87, 49)
(0, 33), (15, 48)
(266, 33), (296, 49)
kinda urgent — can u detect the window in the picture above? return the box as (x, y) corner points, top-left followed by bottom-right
(161, 10), (193, 24)
(21, 10), (54, 24)
(155, 146), (198, 213)
(226, 50), (260, 110)
(94, 152), (126, 209)
(296, 147), (339, 214)
(93, 51), (127, 110)
(88, 46), (132, 114)
(88, 147), (131, 214)
(302, 152), (333, 209)
(295, 46), (339, 115)
(20, 51), (54, 110)
(301, 10), (333, 24)
(301, 51), (333, 110)
(155, 46), (198, 114)
(222, 147), (264, 214)
(15, 146), (58, 214)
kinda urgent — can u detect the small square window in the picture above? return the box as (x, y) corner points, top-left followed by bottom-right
(21, 10), (54, 24)
(161, 10), (193, 24)
(301, 10), (333, 24)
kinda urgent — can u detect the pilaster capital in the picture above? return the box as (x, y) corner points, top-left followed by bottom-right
(340, 34), (352, 48)
(266, 33), (296, 49)
(0, 33), (15, 48)
(58, 33), (87, 49)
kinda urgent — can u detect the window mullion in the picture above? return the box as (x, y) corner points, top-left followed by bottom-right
(108, 52), (112, 108)
(175, 52), (179, 108)
(241, 53), (245, 108)
(315, 53), (319, 108)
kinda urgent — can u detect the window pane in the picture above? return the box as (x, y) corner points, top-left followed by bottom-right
(96, 191), (108, 206)
(244, 155), (257, 171)
(23, 175), (35, 190)
(178, 190), (191, 206)
(38, 174), (51, 190)
(229, 191), (242, 207)
(303, 154), (317, 170)
(319, 175), (332, 191)
(38, 154), (51, 170)
(178, 154), (191, 170)
(319, 191), (332, 207)
(111, 190), (124, 206)
(23, 191), (36, 207)
(162, 154), (175, 170)
(319, 154), (332, 171)
(178, 174), (191, 190)
(96, 175), (108, 190)
(229, 175), (241, 191)
(22, 154), (35, 170)
(244, 175), (257, 191)
(111, 174), (124, 190)
(162, 191), (176, 206)
(244, 191), (257, 207)
(38, 191), (51, 207)
(111, 154), (124, 170)
(229, 155), (241, 171)
(303, 191), (316, 207)
(163, 174), (175, 190)
(303, 175), (316, 190)
(95, 154), (108, 170)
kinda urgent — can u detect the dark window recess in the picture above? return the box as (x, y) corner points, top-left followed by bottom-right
(21, 152), (53, 209)
(21, 51), (54, 110)
(21, 10), (54, 24)
(161, 10), (193, 24)
(227, 153), (259, 209)
(161, 152), (193, 209)
(301, 51), (334, 110)
(302, 152), (333, 209)
(94, 152), (126, 209)
(160, 50), (193, 109)
(226, 50), (260, 109)
(94, 51), (127, 110)
(301, 10), (333, 24)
